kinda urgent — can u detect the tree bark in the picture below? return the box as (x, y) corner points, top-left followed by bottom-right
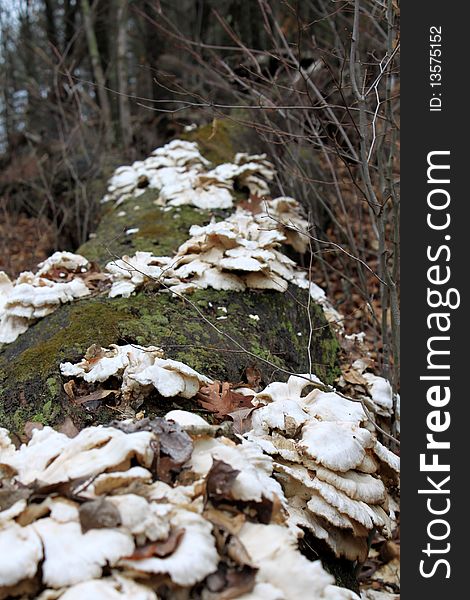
(116, 0), (132, 152)
(80, 0), (114, 147)
(43, 0), (59, 51)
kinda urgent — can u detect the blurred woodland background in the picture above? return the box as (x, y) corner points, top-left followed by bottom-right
(0, 0), (400, 388)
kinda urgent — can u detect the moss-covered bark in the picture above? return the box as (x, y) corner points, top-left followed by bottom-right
(0, 281), (339, 431)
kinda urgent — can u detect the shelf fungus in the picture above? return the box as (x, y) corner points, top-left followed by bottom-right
(0, 404), (379, 599)
(60, 344), (212, 408)
(105, 252), (176, 298)
(36, 575), (158, 600)
(238, 375), (399, 564)
(101, 140), (275, 210)
(105, 198), (317, 299)
(237, 522), (358, 600)
(0, 252), (92, 344)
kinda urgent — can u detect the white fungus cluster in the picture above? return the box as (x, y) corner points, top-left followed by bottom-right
(237, 374), (399, 563)
(343, 359), (400, 429)
(0, 252), (92, 344)
(0, 415), (362, 600)
(105, 198), (309, 295)
(59, 343), (399, 568)
(102, 140), (275, 210)
(167, 200), (308, 294)
(104, 196), (341, 326)
(60, 344), (212, 408)
(104, 201), (309, 296)
(0, 140), (342, 344)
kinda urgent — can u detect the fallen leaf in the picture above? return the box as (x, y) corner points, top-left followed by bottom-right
(342, 368), (368, 386)
(203, 507), (245, 536)
(125, 528), (185, 560)
(41, 267), (75, 282)
(28, 476), (92, 502)
(196, 381), (254, 419)
(79, 497), (122, 533)
(63, 380), (76, 399)
(206, 459), (240, 503)
(238, 193), (266, 215)
(82, 270), (112, 291)
(205, 460), (275, 525)
(23, 421), (44, 441)
(111, 418), (193, 483)
(56, 417), (79, 438)
(226, 535), (253, 566)
(74, 389), (118, 405)
(379, 540), (400, 563)
(222, 566), (258, 599)
(245, 366), (262, 390)
(206, 564), (257, 599)
(84, 344), (106, 364)
(0, 481), (31, 511)
(228, 407), (257, 434)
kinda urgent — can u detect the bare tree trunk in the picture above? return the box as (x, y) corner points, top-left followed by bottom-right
(43, 0), (59, 51)
(80, 0), (114, 147)
(0, 24), (14, 154)
(116, 0), (132, 152)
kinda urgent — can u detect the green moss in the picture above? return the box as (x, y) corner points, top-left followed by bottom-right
(32, 399), (57, 424)
(6, 300), (134, 384)
(0, 283), (339, 432)
(46, 377), (59, 398)
(181, 119), (237, 164)
(78, 191), (212, 267)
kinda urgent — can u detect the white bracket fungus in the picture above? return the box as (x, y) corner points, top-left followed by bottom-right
(32, 519), (134, 588)
(238, 522), (359, 600)
(239, 374), (398, 564)
(119, 509), (219, 586)
(0, 252), (92, 344)
(101, 140), (276, 211)
(0, 386), (397, 599)
(0, 522), (43, 588)
(60, 344), (212, 407)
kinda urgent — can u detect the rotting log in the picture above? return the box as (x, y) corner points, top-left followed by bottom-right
(0, 121), (362, 593)
(0, 121), (340, 432)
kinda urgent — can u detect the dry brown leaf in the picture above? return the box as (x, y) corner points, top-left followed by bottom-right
(245, 366), (262, 390)
(82, 270), (112, 291)
(342, 368), (368, 386)
(203, 507), (246, 536)
(63, 380), (76, 400)
(196, 381), (254, 420)
(79, 497), (122, 533)
(125, 528), (185, 560)
(206, 460), (240, 502)
(0, 481), (31, 512)
(56, 417), (79, 438)
(379, 540), (400, 563)
(74, 389), (118, 405)
(23, 421), (44, 441)
(84, 344), (107, 364)
(228, 407), (257, 435)
(206, 565), (257, 599)
(112, 418), (193, 483)
(238, 193), (266, 215)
